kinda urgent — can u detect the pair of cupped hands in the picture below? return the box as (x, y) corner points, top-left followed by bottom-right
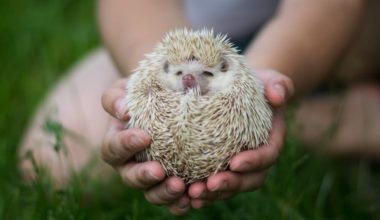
(101, 69), (294, 215)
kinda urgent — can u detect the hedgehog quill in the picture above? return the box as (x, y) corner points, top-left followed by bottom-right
(125, 29), (272, 184)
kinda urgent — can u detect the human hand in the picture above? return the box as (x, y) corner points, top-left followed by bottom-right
(101, 79), (190, 215)
(187, 69), (294, 208)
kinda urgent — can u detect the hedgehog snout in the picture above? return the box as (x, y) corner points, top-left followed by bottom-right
(182, 73), (196, 90)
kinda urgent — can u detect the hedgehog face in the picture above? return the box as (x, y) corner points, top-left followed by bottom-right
(159, 57), (235, 96)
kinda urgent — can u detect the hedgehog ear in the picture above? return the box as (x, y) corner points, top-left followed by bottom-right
(163, 61), (169, 73)
(220, 57), (229, 72)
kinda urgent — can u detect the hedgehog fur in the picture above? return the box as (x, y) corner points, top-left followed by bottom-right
(125, 29), (272, 184)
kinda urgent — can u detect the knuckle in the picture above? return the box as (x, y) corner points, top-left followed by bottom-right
(135, 167), (149, 185)
(121, 168), (145, 190)
(120, 171), (134, 188)
(122, 132), (136, 152)
(144, 189), (169, 205)
(101, 141), (119, 166)
(101, 91), (113, 112)
(162, 185), (181, 201)
(111, 131), (142, 164)
(122, 130), (149, 155)
(102, 134), (125, 166)
(127, 179), (144, 190)
(144, 192), (157, 205)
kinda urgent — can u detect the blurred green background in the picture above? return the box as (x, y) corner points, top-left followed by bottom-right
(0, 0), (379, 219)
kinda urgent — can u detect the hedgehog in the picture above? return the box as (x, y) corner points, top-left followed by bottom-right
(125, 29), (272, 184)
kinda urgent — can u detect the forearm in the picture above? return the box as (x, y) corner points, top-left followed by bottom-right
(98, 0), (188, 76)
(245, 0), (367, 97)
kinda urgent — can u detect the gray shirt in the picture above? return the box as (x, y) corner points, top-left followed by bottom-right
(184, 0), (279, 40)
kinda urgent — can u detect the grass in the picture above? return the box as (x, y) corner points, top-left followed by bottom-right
(1, 0), (380, 219)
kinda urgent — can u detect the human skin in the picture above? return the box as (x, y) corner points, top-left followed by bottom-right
(98, 0), (189, 75)
(99, 0), (368, 215)
(246, 0), (367, 97)
(101, 71), (292, 214)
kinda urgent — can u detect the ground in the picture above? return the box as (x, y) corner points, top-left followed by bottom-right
(0, 0), (379, 219)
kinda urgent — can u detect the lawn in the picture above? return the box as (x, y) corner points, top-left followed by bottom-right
(0, 0), (379, 219)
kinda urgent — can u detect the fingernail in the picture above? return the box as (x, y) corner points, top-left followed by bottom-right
(115, 99), (128, 119)
(273, 83), (285, 100)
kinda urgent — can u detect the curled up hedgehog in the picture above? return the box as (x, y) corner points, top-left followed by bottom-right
(125, 29), (272, 184)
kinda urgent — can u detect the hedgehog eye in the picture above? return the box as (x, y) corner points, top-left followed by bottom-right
(163, 61), (169, 73)
(176, 71), (183, 76)
(220, 59), (229, 72)
(202, 71), (214, 77)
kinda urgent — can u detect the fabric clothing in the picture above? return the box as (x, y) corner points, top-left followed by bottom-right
(184, 0), (279, 40)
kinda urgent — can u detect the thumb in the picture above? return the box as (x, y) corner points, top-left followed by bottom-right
(254, 69), (294, 107)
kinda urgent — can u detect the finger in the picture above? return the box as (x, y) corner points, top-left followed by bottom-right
(187, 182), (218, 200)
(229, 109), (285, 172)
(168, 195), (191, 215)
(201, 191), (236, 201)
(188, 181), (238, 200)
(118, 161), (165, 190)
(191, 199), (212, 209)
(144, 176), (186, 205)
(254, 70), (294, 107)
(188, 182), (224, 200)
(114, 78), (129, 89)
(102, 126), (151, 166)
(207, 170), (267, 192)
(101, 79), (129, 120)
(268, 78), (294, 107)
(191, 189), (236, 201)
(188, 181), (208, 199)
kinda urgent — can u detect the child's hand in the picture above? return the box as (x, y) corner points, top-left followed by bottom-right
(100, 69), (294, 214)
(101, 79), (190, 215)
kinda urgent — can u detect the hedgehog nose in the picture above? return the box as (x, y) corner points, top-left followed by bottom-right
(182, 74), (195, 81)
(182, 74), (196, 89)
